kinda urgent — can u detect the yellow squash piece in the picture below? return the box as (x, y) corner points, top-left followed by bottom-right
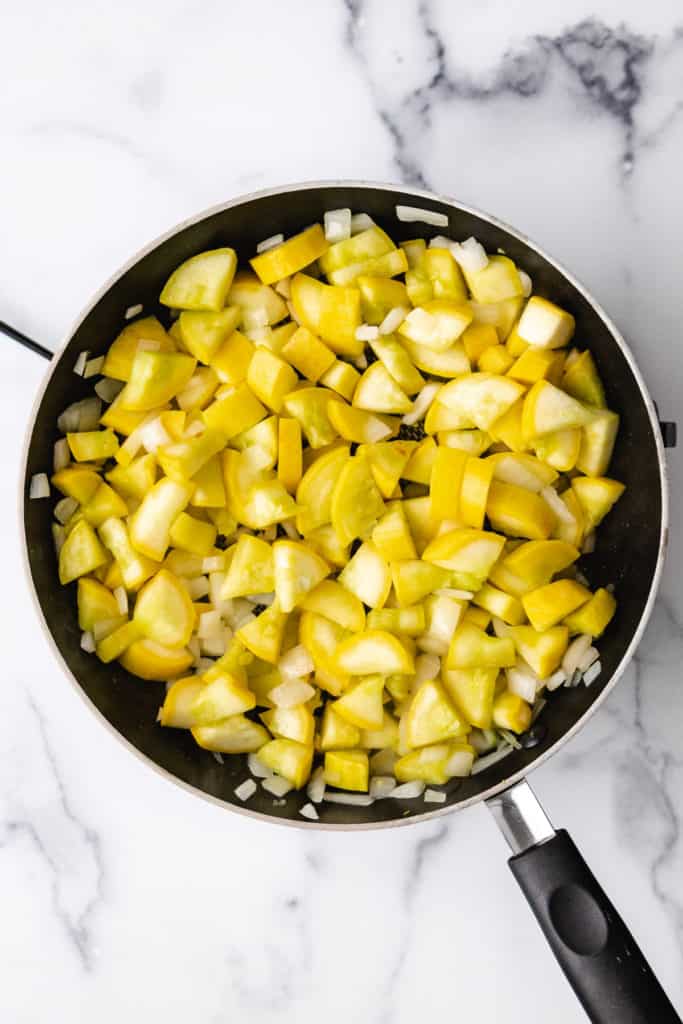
(192, 715), (269, 753)
(576, 412), (619, 477)
(280, 326), (336, 382)
(357, 276), (409, 324)
(118, 351), (197, 411)
(561, 350), (606, 407)
(82, 482), (128, 527)
(460, 457), (495, 530)
(221, 534), (274, 598)
(58, 519), (108, 584)
(400, 337), (470, 378)
(486, 452), (557, 492)
(430, 447), (468, 522)
(507, 347), (559, 384)
(368, 335), (424, 395)
(464, 255), (524, 304)
(319, 359), (361, 400)
(272, 539), (330, 613)
(328, 401), (394, 444)
(360, 711), (399, 750)
(203, 382), (267, 438)
(324, 749), (369, 792)
(571, 476), (625, 530)
(282, 387), (343, 448)
(250, 224), (329, 285)
(402, 436), (437, 484)
(398, 299), (473, 351)
(160, 248), (237, 311)
(422, 528), (506, 590)
(276, 417), (302, 494)
(473, 584), (526, 625)
(372, 504), (417, 561)
(515, 296), (575, 349)
(96, 620), (141, 663)
(360, 441), (416, 499)
(67, 429), (119, 462)
(367, 606), (425, 635)
(486, 481), (556, 540)
(133, 569), (195, 647)
(492, 691), (532, 733)
(261, 705), (315, 746)
(102, 316), (174, 381)
(300, 579), (365, 633)
(333, 675), (385, 730)
(259, 738), (313, 788)
(120, 638), (193, 680)
(564, 588), (616, 637)
(228, 271), (288, 329)
(52, 467), (102, 504)
(319, 705), (362, 751)
(533, 428), (582, 472)
(443, 667), (498, 729)
(331, 453), (385, 545)
(178, 307), (242, 363)
(169, 512), (217, 556)
(395, 743), (469, 785)
(98, 517), (157, 590)
(470, 296), (524, 341)
(405, 679), (465, 748)
(157, 428), (227, 482)
(353, 362), (412, 414)
(462, 322), (499, 364)
(338, 542), (392, 609)
(522, 579), (591, 632)
(335, 630), (414, 675)
(236, 601), (288, 663)
(290, 273), (363, 357)
(247, 347), (298, 413)
(76, 577), (120, 631)
(299, 611), (351, 692)
(158, 677), (205, 728)
(129, 477), (193, 561)
(190, 673), (256, 725)
(522, 380), (594, 440)
(210, 330), (255, 386)
(391, 560), (450, 606)
(478, 344), (514, 375)
(510, 625), (569, 678)
(295, 444), (350, 533)
(447, 622), (515, 670)
(105, 453), (157, 500)
(438, 373), (525, 430)
(424, 247), (467, 301)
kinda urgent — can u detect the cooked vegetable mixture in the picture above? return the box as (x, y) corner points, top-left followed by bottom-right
(38, 208), (625, 813)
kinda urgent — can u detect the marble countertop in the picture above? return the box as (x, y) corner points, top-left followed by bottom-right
(2, 1), (682, 1020)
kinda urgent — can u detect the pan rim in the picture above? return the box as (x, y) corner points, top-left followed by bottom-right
(20, 179), (670, 831)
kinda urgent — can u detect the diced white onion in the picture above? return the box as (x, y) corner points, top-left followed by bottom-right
(202, 555), (225, 573)
(246, 592), (275, 606)
(114, 586), (128, 615)
(578, 645), (599, 673)
(396, 204), (448, 228)
(73, 350), (89, 376)
(53, 438), (70, 472)
(369, 748), (397, 776)
(435, 588), (475, 601)
(324, 208), (352, 242)
(248, 753), (272, 779)
(274, 277), (291, 299)
(428, 235), (454, 249)
(390, 781), (426, 799)
(506, 665), (539, 703)
(80, 630), (95, 653)
(139, 417), (171, 453)
(29, 473), (50, 499)
(471, 743), (513, 774)
(269, 680), (315, 709)
(54, 496), (77, 524)
(94, 377), (123, 403)
(256, 233), (284, 254)
(469, 728), (497, 754)
(235, 779), (257, 801)
(211, 751), (224, 764)
(57, 397), (102, 433)
(83, 355), (105, 378)
(519, 270), (533, 297)
(183, 419), (205, 439)
(354, 352), (368, 370)
(186, 576), (210, 600)
(451, 237), (488, 273)
(369, 776), (397, 799)
(299, 802), (319, 820)
(379, 306), (409, 335)
(92, 617), (123, 642)
(323, 792), (374, 806)
(402, 382), (441, 426)
(413, 654), (442, 687)
(424, 788), (447, 804)
(582, 532), (596, 554)
(351, 212), (375, 235)
(355, 324), (380, 342)
(200, 628), (227, 658)
(198, 610), (222, 638)
(262, 776), (293, 797)
(125, 303), (143, 320)
(306, 766), (326, 804)
(546, 669), (567, 692)
(583, 660), (602, 686)
(278, 644), (314, 679)
(446, 749), (474, 777)
(562, 634), (593, 677)
(542, 486), (575, 524)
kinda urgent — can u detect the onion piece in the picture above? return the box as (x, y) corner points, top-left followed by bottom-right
(583, 660), (602, 686)
(80, 630), (95, 653)
(435, 588), (475, 601)
(545, 668), (567, 692)
(186, 576), (210, 600)
(196, 657), (217, 673)
(280, 519), (300, 540)
(113, 586), (128, 615)
(506, 665), (539, 703)
(269, 680), (315, 709)
(198, 610), (222, 638)
(183, 419), (205, 439)
(446, 749), (474, 777)
(355, 324), (379, 342)
(246, 592), (275, 606)
(428, 235), (454, 249)
(248, 753), (272, 779)
(29, 473), (50, 499)
(471, 743), (513, 775)
(323, 792), (374, 806)
(369, 776), (397, 799)
(306, 766), (326, 804)
(278, 644), (314, 679)
(139, 417), (171, 453)
(73, 350), (89, 376)
(262, 776), (293, 797)
(413, 654), (441, 688)
(379, 306), (409, 335)
(324, 208), (351, 242)
(519, 270), (533, 297)
(53, 438), (70, 472)
(498, 728), (521, 750)
(451, 237), (488, 273)
(351, 212), (374, 234)
(562, 634), (593, 677)
(578, 645), (599, 673)
(234, 779), (257, 801)
(54, 496), (77, 524)
(57, 397), (102, 433)
(94, 377), (123, 403)
(369, 748), (397, 776)
(125, 303), (143, 320)
(299, 802), (319, 821)
(396, 204), (448, 228)
(256, 233), (284, 254)
(402, 382), (441, 426)
(542, 486), (575, 524)
(83, 355), (105, 378)
(491, 616), (512, 638)
(390, 781), (426, 799)
(211, 751), (224, 764)
(202, 555), (226, 573)
(424, 788), (447, 804)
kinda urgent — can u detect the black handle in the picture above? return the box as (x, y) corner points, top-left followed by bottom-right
(1, 319), (53, 360)
(510, 829), (680, 1023)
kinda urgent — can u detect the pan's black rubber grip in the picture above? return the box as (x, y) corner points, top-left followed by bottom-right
(509, 830), (681, 1024)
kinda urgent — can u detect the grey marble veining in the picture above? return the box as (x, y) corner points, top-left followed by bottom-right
(1, 1), (682, 1021)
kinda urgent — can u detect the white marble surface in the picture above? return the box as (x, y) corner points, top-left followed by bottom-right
(1, 1), (682, 1020)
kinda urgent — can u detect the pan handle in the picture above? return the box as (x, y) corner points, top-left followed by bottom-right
(1, 320), (53, 360)
(487, 780), (681, 1023)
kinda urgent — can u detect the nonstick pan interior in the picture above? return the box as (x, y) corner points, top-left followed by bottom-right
(22, 183), (667, 827)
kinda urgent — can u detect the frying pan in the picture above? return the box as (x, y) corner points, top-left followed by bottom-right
(10, 181), (680, 1022)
